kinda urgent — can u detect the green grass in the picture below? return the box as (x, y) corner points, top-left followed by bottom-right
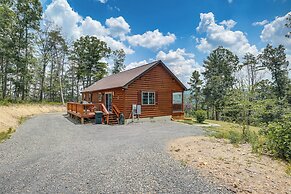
(178, 117), (261, 145)
(0, 128), (14, 143)
(177, 118), (208, 125)
(286, 164), (291, 176)
(18, 116), (29, 125)
(205, 119), (260, 133)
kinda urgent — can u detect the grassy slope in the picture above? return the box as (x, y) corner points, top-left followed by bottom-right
(205, 119), (260, 133)
(0, 103), (65, 141)
(178, 118), (260, 133)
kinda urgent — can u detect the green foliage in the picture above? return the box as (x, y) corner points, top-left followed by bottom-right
(261, 114), (291, 161)
(241, 53), (262, 90)
(259, 44), (289, 99)
(211, 128), (258, 145)
(0, 127), (14, 142)
(203, 46), (239, 120)
(253, 99), (286, 125)
(188, 70), (203, 110)
(228, 130), (242, 144)
(112, 49), (126, 74)
(70, 35), (111, 88)
(195, 110), (206, 123)
(253, 80), (276, 100)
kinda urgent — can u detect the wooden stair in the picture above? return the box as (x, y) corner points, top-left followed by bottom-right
(108, 113), (118, 125)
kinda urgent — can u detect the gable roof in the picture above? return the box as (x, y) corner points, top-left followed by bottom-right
(82, 60), (187, 92)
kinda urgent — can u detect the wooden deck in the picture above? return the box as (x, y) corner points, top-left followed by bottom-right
(67, 102), (96, 124)
(67, 102), (119, 124)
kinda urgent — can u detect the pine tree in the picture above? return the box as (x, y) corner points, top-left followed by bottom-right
(188, 70), (202, 111)
(203, 46), (239, 120)
(112, 49), (125, 74)
(259, 44), (289, 99)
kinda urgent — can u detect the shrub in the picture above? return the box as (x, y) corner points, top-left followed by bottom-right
(0, 127), (14, 142)
(228, 130), (242, 144)
(262, 115), (291, 162)
(195, 110), (206, 123)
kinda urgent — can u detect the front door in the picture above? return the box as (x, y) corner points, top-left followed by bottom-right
(105, 93), (112, 112)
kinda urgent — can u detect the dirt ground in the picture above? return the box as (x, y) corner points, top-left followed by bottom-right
(169, 136), (291, 194)
(0, 104), (65, 133)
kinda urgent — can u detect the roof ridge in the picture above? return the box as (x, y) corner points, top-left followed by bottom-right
(121, 60), (160, 73)
(92, 60), (159, 83)
(82, 60), (161, 92)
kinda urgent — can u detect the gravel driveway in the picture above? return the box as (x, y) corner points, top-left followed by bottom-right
(0, 113), (231, 193)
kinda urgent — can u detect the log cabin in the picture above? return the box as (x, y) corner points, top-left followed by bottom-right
(67, 60), (186, 124)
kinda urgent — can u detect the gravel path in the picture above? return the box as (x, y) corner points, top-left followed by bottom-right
(0, 113), (231, 193)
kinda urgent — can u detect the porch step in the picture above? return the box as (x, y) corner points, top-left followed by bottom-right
(108, 113), (118, 125)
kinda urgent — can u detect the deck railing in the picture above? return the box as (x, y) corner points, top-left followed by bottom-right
(67, 102), (96, 115)
(67, 102), (96, 124)
(67, 102), (113, 124)
(112, 103), (121, 118)
(98, 103), (109, 124)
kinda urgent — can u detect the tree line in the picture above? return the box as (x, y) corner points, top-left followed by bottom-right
(187, 44), (290, 161)
(188, 44), (290, 123)
(0, 0), (125, 103)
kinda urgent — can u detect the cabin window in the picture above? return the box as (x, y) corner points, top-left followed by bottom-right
(88, 93), (92, 102)
(172, 92), (182, 104)
(142, 91), (155, 105)
(172, 92), (183, 112)
(98, 93), (102, 102)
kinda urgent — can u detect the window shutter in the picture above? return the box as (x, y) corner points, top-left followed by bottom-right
(155, 92), (158, 105)
(137, 90), (141, 105)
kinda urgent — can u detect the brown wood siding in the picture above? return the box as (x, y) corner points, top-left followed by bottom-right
(83, 88), (125, 113)
(123, 63), (185, 119)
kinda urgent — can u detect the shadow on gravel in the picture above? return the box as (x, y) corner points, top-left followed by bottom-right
(63, 114), (94, 125)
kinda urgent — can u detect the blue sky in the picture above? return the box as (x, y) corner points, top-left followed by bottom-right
(42, 0), (291, 84)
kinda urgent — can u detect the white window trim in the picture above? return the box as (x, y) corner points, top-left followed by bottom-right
(141, 91), (155, 105)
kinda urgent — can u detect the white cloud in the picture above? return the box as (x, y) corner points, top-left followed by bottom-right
(196, 12), (258, 57)
(219, 19), (237, 29)
(81, 16), (109, 36)
(44, 0), (82, 39)
(156, 48), (199, 85)
(260, 12), (291, 49)
(127, 29), (176, 49)
(125, 60), (149, 70)
(98, 0), (108, 3)
(125, 48), (202, 86)
(44, 0), (134, 54)
(252, 19), (269, 26)
(106, 16), (130, 39)
(101, 36), (134, 54)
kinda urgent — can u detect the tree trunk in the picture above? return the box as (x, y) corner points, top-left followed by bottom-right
(59, 55), (65, 105)
(39, 57), (47, 102)
(1, 57), (7, 99)
(21, 26), (29, 101)
(76, 78), (79, 102)
(49, 56), (54, 101)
